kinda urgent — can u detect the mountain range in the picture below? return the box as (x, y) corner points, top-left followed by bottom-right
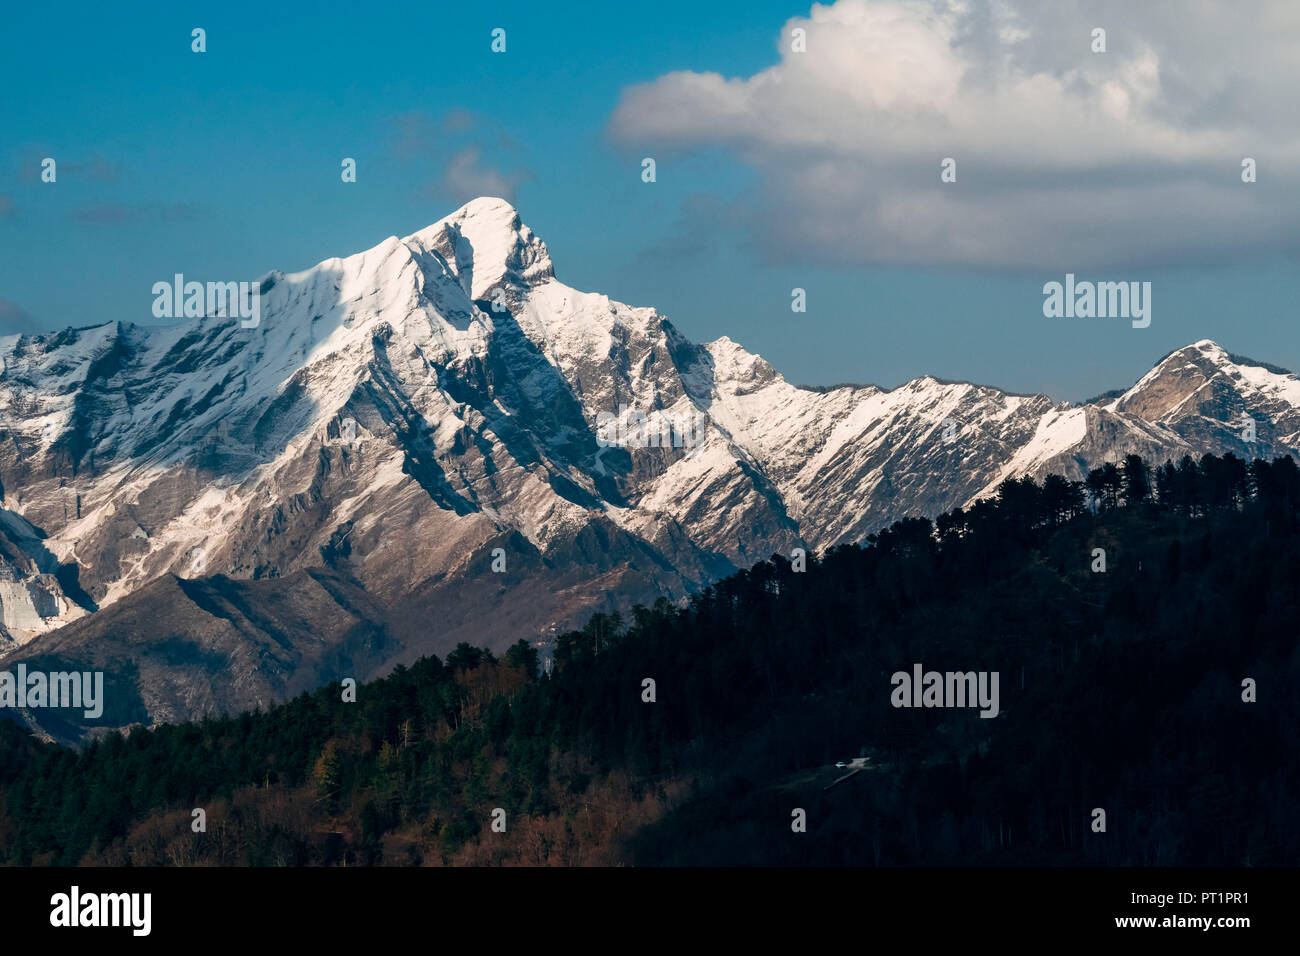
(1, 196), (1296, 738)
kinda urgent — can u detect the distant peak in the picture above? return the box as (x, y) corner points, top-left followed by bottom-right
(1144, 339), (1227, 376)
(1165, 339), (1295, 379)
(403, 198), (552, 300)
(410, 196), (523, 238)
(1181, 339), (1226, 359)
(451, 196), (519, 218)
(705, 336), (780, 391)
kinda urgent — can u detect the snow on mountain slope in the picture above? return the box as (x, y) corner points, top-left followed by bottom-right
(3, 198), (1299, 730)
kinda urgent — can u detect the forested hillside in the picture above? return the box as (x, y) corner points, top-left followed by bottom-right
(1, 453), (1297, 866)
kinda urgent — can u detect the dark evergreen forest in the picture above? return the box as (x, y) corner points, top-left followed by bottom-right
(1, 453), (1296, 866)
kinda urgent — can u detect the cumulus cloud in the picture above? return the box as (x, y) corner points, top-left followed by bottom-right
(608, 0), (1300, 269)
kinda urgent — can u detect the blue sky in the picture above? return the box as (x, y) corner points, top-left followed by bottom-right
(2, 0), (1297, 401)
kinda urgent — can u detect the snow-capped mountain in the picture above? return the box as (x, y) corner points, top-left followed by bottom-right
(1, 198), (1295, 733)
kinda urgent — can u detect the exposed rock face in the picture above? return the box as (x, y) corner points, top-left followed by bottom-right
(0, 509), (85, 646)
(1, 198), (1295, 737)
(0, 577), (64, 637)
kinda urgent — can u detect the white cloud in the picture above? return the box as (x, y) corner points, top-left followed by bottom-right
(608, 0), (1300, 268)
(438, 146), (527, 203)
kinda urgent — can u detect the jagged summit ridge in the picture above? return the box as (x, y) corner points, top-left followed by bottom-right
(402, 197), (555, 302)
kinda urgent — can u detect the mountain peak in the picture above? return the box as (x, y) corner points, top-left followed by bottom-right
(1163, 339), (1228, 363)
(705, 335), (781, 392)
(1109, 339), (1300, 425)
(403, 197), (553, 300)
